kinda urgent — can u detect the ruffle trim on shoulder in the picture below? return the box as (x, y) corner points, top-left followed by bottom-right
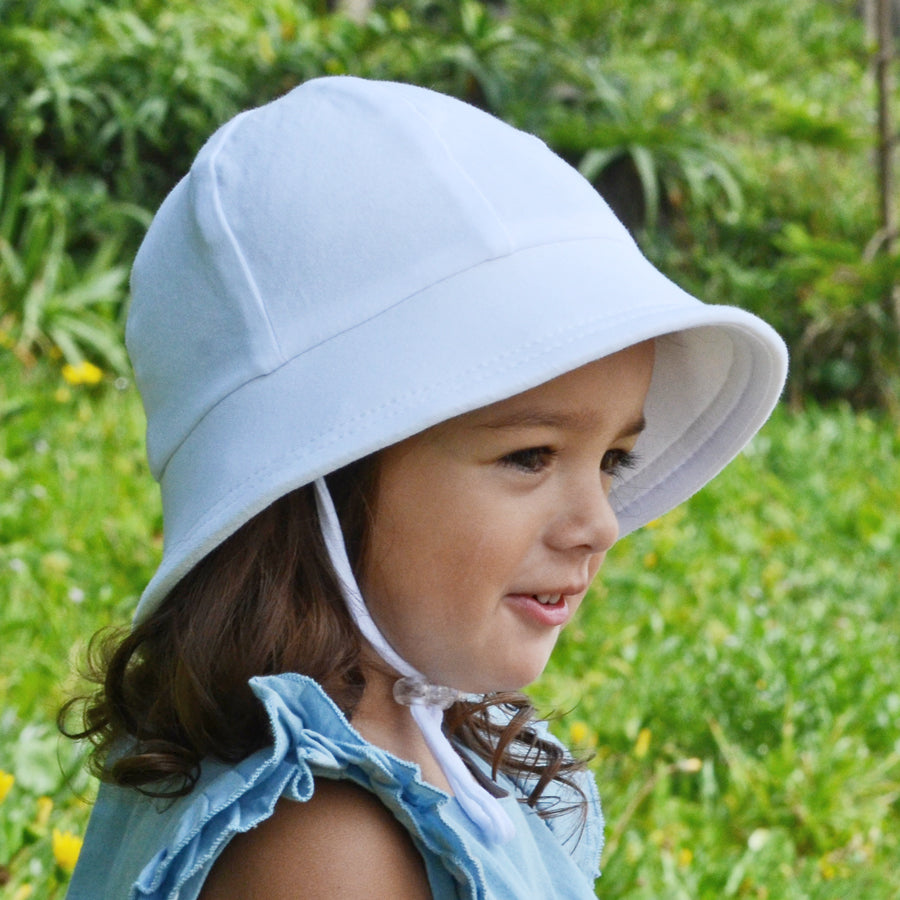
(132, 673), (484, 899)
(542, 760), (604, 881)
(514, 717), (605, 882)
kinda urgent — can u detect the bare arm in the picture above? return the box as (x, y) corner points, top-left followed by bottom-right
(199, 779), (432, 899)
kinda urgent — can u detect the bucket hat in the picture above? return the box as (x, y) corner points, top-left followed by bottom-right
(128, 75), (787, 625)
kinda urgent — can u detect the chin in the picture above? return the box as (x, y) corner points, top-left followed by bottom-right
(463, 661), (551, 695)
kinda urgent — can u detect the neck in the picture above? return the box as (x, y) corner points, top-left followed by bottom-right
(350, 660), (454, 794)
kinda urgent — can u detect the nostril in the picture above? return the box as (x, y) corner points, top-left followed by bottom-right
(547, 487), (619, 554)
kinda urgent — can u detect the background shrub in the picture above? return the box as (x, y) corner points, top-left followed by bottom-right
(1, 0), (897, 402)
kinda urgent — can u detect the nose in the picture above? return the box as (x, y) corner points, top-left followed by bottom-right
(547, 476), (620, 555)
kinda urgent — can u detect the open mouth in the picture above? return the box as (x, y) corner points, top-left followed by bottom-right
(506, 592), (573, 627)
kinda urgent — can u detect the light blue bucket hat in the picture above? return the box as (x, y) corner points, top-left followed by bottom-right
(129, 75), (787, 625)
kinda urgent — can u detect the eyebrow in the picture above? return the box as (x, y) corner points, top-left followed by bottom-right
(480, 410), (647, 438)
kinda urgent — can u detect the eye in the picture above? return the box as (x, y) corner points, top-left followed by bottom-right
(500, 446), (556, 473)
(602, 448), (639, 478)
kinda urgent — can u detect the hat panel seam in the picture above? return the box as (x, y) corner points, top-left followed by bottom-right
(205, 112), (285, 362)
(398, 91), (515, 254)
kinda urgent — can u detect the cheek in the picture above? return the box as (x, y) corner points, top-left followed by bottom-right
(371, 469), (494, 572)
(363, 491), (523, 622)
(376, 511), (500, 600)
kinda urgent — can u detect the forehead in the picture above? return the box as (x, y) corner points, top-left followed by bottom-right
(372, 342), (654, 487)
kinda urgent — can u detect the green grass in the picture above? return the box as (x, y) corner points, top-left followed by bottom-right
(0, 350), (158, 897)
(1, 351), (898, 897)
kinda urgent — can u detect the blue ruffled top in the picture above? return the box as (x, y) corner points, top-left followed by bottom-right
(66, 674), (603, 899)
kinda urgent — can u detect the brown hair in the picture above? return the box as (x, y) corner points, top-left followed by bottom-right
(60, 456), (589, 819)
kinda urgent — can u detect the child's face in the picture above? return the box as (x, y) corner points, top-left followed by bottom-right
(362, 342), (655, 693)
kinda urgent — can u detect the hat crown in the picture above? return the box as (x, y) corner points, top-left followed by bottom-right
(128, 77), (630, 480)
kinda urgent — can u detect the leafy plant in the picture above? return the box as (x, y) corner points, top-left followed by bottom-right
(0, 148), (136, 372)
(0, 0), (897, 403)
(543, 63), (745, 234)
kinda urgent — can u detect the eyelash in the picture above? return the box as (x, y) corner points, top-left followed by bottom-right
(500, 447), (640, 477)
(602, 448), (640, 477)
(501, 446), (556, 473)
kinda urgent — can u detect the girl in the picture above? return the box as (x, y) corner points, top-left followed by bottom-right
(63, 76), (787, 899)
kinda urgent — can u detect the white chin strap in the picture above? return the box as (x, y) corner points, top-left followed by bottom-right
(313, 477), (515, 845)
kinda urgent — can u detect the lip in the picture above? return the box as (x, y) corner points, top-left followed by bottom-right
(504, 593), (574, 628)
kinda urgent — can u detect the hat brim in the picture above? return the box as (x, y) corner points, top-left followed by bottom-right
(135, 235), (786, 623)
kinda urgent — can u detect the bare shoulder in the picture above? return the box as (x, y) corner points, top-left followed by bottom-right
(199, 779), (432, 899)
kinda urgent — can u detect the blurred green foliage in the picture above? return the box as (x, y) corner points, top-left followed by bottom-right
(0, 0), (897, 402)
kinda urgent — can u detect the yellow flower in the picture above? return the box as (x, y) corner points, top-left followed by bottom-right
(568, 720), (594, 746)
(61, 360), (103, 386)
(0, 770), (14, 802)
(677, 847), (693, 867)
(52, 828), (83, 873)
(634, 727), (651, 759)
(13, 885), (34, 900)
(390, 7), (411, 31)
(36, 795), (53, 826)
(280, 19), (297, 41)
(42, 551), (72, 575)
(258, 32), (275, 64)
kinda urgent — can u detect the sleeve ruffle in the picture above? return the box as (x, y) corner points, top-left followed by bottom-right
(546, 761), (604, 882)
(133, 673), (480, 899)
(515, 718), (605, 882)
